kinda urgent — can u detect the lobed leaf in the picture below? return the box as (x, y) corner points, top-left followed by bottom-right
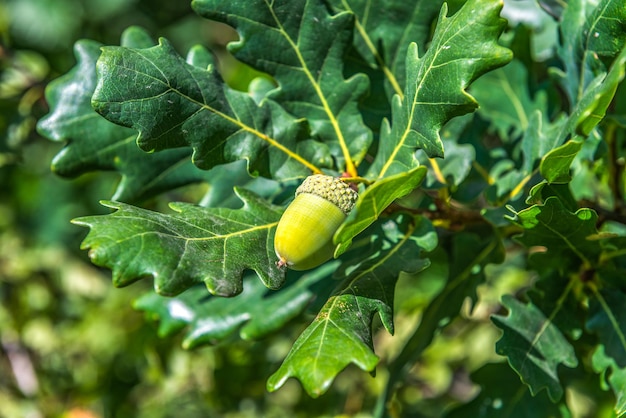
(192, 0), (371, 175)
(377, 232), (505, 414)
(267, 214), (433, 397)
(471, 59), (548, 143)
(592, 345), (626, 416)
(556, 0), (626, 105)
(445, 363), (569, 418)
(562, 44), (626, 141)
(386, 232), (503, 374)
(367, 0), (512, 178)
(92, 37), (331, 179)
(326, 0), (445, 97)
(134, 263), (337, 347)
(72, 188), (284, 297)
(492, 295), (578, 402)
(508, 196), (602, 267)
(37, 28), (210, 202)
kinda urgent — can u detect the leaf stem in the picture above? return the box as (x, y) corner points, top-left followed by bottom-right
(497, 171), (535, 205)
(471, 160), (493, 184)
(428, 158), (446, 184)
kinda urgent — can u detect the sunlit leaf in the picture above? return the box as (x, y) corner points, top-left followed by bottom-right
(334, 166), (427, 256)
(592, 345), (626, 416)
(92, 37), (331, 179)
(367, 0), (512, 177)
(72, 188), (284, 297)
(267, 214), (433, 397)
(192, 0), (371, 174)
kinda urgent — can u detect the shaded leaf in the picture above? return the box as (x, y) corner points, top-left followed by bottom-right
(526, 181), (578, 218)
(445, 362), (569, 418)
(420, 137), (476, 188)
(587, 286), (626, 368)
(381, 232), (505, 409)
(134, 263), (337, 347)
(327, 0), (445, 97)
(367, 0), (512, 177)
(192, 0), (371, 174)
(526, 271), (584, 341)
(396, 233), (503, 356)
(507, 196), (602, 267)
(492, 295), (578, 402)
(267, 214), (432, 397)
(471, 59), (548, 142)
(72, 188), (284, 297)
(556, 0), (626, 104)
(521, 110), (567, 174)
(92, 37), (330, 179)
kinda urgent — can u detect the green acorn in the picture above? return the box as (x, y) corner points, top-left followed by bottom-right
(274, 174), (358, 270)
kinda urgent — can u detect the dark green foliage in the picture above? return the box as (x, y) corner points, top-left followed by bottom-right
(26, 0), (626, 416)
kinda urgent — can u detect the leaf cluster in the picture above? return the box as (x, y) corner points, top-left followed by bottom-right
(36, 0), (626, 416)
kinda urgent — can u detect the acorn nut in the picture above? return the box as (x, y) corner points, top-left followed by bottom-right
(274, 174), (358, 270)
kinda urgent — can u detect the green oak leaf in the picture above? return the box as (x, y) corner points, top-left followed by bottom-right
(72, 188), (284, 297)
(134, 263), (337, 348)
(564, 44), (626, 140)
(92, 37), (331, 179)
(592, 345), (626, 416)
(492, 295), (578, 402)
(507, 196), (602, 267)
(445, 363), (568, 418)
(192, 0), (371, 173)
(37, 27), (210, 202)
(334, 166), (427, 256)
(367, 0), (512, 177)
(521, 110), (567, 174)
(199, 160), (283, 209)
(267, 214), (432, 397)
(587, 286), (626, 368)
(327, 0), (445, 97)
(471, 59), (548, 143)
(526, 181), (578, 214)
(539, 139), (583, 183)
(556, 0), (626, 105)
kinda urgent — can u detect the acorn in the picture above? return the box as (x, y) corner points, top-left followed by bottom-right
(274, 174), (358, 270)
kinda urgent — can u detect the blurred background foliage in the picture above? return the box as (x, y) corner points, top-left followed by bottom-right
(1, 0), (617, 417)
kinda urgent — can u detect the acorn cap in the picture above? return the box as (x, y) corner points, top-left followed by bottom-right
(295, 174), (358, 215)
